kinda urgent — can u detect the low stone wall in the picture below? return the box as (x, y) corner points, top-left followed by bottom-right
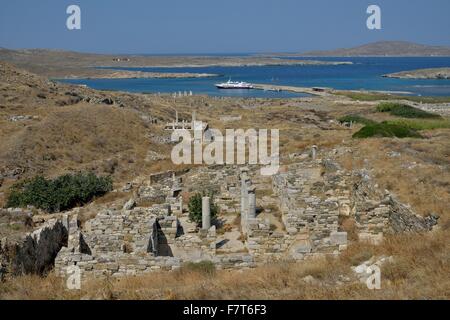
(212, 253), (255, 269)
(351, 171), (438, 243)
(149, 171), (174, 185)
(55, 250), (182, 279)
(245, 218), (294, 261)
(48, 153), (440, 283)
(83, 207), (167, 255)
(270, 160), (347, 258)
(54, 203), (227, 282)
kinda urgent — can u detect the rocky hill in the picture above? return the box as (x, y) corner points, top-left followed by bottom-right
(300, 41), (450, 57)
(0, 48), (349, 79)
(383, 67), (450, 79)
(0, 61), (176, 206)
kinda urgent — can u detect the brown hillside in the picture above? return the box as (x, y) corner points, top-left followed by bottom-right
(0, 61), (173, 206)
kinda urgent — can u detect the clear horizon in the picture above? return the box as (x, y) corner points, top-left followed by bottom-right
(1, 0), (450, 54)
(2, 41), (450, 56)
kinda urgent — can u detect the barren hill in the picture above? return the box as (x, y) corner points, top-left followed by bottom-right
(0, 61), (175, 202)
(383, 67), (450, 79)
(0, 48), (351, 79)
(300, 41), (450, 57)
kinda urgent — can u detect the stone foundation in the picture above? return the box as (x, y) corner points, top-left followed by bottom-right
(4, 147), (432, 283)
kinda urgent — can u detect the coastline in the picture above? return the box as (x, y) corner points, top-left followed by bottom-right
(383, 67), (450, 80)
(251, 84), (417, 97)
(59, 70), (220, 80)
(96, 60), (353, 68)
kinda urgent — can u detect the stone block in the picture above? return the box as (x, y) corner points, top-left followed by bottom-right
(286, 227), (297, 235)
(291, 239), (312, 254)
(330, 231), (347, 245)
(358, 232), (383, 245)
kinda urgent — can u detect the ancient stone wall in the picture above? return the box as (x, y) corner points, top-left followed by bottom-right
(2, 218), (68, 276)
(44, 149), (440, 282)
(351, 171), (438, 243)
(270, 160), (348, 258)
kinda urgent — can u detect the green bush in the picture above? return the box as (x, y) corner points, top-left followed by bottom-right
(376, 102), (441, 119)
(6, 172), (113, 212)
(188, 192), (218, 226)
(338, 115), (376, 126)
(386, 119), (450, 131)
(353, 122), (423, 139)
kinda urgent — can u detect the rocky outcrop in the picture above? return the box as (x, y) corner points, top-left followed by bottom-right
(383, 67), (450, 80)
(0, 218), (68, 276)
(388, 197), (439, 232)
(352, 170), (438, 240)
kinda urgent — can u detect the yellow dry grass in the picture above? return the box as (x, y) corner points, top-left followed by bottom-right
(1, 230), (448, 300)
(1, 62), (449, 300)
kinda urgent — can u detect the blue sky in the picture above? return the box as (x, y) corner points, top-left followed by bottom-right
(1, 0), (449, 54)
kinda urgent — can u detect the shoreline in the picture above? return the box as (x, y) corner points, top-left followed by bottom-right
(96, 60), (353, 68)
(251, 84), (420, 97)
(58, 70), (220, 80)
(251, 84), (330, 96)
(383, 67), (450, 80)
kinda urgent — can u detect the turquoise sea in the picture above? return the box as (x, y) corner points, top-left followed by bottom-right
(61, 57), (450, 98)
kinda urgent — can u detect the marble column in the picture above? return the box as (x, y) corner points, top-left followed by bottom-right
(202, 196), (211, 230)
(311, 145), (318, 160)
(248, 191), (256, 219)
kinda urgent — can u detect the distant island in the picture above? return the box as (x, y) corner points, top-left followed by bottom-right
(0, 48), (351, 79)
(278, 41), (450, 57)
(59, 70), (220, 80)
(383, 67), (450, 79)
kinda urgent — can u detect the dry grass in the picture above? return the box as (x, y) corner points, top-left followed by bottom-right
(1, 230), (448, 300)
(1, 62), (449, 300)
(0, 104), (160, 207)
(1, 104), (150, 170)
(337, 135), (450, 222)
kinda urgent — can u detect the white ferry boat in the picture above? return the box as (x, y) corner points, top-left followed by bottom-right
(215, 79), (253, 89)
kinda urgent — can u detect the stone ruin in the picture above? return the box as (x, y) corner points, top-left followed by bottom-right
(1, 147), (438, 282)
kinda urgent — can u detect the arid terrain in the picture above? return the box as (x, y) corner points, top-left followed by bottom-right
(384, 67), (450, 80)
(0, 57), (449, 300)
(0, 48), (350, 79)
(282, 41), (450, 57)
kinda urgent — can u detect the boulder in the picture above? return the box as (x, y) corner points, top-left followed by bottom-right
(123, 198), (136, 211)
(330, 231), (348, 245)
(2, 219), (68, 275)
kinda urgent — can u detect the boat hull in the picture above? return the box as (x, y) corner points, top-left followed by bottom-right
(215, 85), (253, 89)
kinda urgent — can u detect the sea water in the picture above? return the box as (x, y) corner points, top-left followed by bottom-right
(60, 57), (450, 98)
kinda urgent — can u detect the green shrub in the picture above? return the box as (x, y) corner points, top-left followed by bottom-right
(376, 102), (441, 119)
(386, 118), (450, 131)
(353, 122), (423, 139)
(181, 261), (216, 275)
(338, 115), (376, 126)
(6, 172), (113, 212)
(188, 192), (218, 226)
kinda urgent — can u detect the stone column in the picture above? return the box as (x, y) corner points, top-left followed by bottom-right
(248, 190), (256, 219)
(311, 145), (318, 160)
(202, 196), (211, 230)
(241, 178), (248, 221)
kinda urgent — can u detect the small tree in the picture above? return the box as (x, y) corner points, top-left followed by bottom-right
(188, 192), (218, 226)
